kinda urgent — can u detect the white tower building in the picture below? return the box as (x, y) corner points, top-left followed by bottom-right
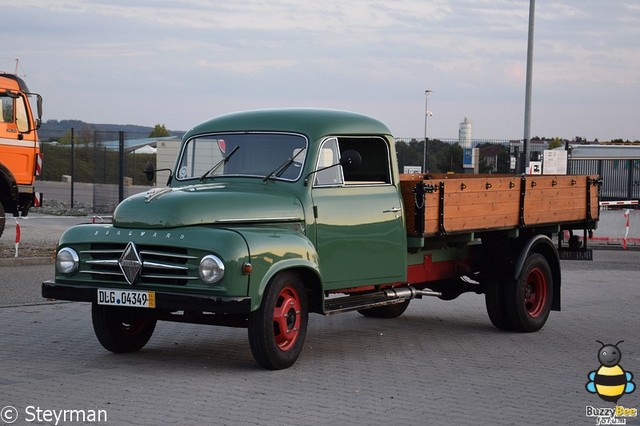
(459, 117), (472, 149)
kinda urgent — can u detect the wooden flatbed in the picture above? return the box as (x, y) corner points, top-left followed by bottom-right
(400, 173), (600, 237)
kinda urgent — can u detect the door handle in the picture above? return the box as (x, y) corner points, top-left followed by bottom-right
(383, 207), (401, 213)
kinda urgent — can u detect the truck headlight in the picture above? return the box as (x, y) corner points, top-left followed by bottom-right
(56, 247), (79, 275)
(199, 255), (225, 284)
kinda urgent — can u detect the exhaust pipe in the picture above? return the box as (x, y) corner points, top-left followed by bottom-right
(384, 286), (441, 300)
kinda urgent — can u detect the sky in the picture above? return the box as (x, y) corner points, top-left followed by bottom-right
(2, 0), (639, 141)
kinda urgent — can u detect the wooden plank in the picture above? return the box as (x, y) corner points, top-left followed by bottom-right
(441, 214), (521, 232)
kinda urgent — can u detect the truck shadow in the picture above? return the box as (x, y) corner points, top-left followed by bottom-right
(84, 308), (504, 372)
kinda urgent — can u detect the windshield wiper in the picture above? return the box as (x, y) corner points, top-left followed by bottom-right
(263, 148), (305, 182)
(199, 146), (240, 181)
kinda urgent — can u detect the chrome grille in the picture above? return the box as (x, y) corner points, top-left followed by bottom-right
(80, 243), (199, 285)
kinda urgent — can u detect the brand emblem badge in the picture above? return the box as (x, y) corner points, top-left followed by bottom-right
(118, 241), (143, 285)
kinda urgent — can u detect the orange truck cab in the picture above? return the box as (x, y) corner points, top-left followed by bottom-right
(0, 72), (43, 238)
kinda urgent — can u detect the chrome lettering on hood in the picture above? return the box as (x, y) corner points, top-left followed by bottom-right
(144, 187), (172, 203)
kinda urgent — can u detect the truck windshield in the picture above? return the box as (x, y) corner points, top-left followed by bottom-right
(177, 133), (307, 181)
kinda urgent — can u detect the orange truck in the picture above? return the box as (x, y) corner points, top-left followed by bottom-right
(0, 72), (43, 238)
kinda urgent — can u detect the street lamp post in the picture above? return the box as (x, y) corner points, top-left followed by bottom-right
(521, 0), (536, 174)
(423, 89), (432, 173)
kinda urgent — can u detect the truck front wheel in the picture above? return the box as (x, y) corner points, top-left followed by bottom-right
(506, 253), (553, 332)
(91, 304), (157, 353)
(248, 272), (308, 370)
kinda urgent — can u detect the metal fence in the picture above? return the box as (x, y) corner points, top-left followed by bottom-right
(395, 138), (521, 174)
(570, 159), (640, 201)
(36, 130), (640, 213)
(38, 129), (159, 213)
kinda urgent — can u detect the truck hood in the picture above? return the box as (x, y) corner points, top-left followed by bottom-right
(113, 183), (304, 228)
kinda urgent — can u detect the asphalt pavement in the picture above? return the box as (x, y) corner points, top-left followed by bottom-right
(1, 251), (639, 425)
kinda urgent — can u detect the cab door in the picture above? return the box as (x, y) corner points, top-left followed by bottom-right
(0, 92), (37, 185)
(310, 136), (406, 290)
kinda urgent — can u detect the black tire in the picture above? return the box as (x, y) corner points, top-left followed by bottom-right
(91, 303), (157, 353)
(484, 277), (515, 331)
(0, 203), (5, 239)
(248, 271), (308, 370)
(357, 299), (410, 319)
(505, 253), (553, 332)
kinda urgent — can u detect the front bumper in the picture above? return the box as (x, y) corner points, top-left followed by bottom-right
(42, 281), (252, 314)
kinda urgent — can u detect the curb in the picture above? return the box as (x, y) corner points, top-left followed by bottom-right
(0, 257), (53, 267)
(588, 244), (640, 252)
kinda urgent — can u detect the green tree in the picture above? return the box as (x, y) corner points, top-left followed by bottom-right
(477, 143), (510, 173)
(396, 139), (423, 171)
(148, 124), (170, 138)
(547, 138), (564, 150)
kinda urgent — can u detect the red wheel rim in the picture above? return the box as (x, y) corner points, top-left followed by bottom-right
(272, 285), (302, 351)
(524, 267), (547, 318)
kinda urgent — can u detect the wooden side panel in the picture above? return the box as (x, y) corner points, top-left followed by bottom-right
(525, 176), (580, 225)
(400, 174), (599, 237)
(441, 177), (520, 233)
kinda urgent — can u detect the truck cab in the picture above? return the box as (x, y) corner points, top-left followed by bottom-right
(0, 72), (43, 237)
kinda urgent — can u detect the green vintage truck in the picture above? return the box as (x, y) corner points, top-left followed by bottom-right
(42, 109), (599, 369)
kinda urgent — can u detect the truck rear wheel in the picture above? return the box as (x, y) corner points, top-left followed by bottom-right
(357, 299), (410, 318)
(506, 253), (553, 332)
(248, 272), (308, 370)
(91, 304), (157, 353)
(484, 278), (515, 331)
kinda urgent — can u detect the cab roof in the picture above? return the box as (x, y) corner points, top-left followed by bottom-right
(0, 73), (30, 92)
(184, 108), (392, 141)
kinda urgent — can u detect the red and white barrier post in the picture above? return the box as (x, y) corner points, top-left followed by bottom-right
(623, 209), (630, 249)
(14, 219), (21, 257)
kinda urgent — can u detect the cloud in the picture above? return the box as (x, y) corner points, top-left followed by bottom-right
(4, 0), (639, 140)
(196, 58), (297, 74)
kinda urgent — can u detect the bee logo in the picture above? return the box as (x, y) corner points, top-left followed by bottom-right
(586, 340), (636, 403)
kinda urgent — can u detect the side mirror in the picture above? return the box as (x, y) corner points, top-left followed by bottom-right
(340, 149), (362, 171)
(35, 94), (43, 127)
(144, 162), (174, 186)
(303, 149), (363, 186)
(144, 161), (155, 182)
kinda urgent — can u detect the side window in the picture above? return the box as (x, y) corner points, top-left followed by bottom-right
(338, 137), (391, 185)
(314, 138), (343, 186)
(15, 97), (29, 132)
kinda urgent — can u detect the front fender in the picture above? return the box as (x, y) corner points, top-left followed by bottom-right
(232, 227), (321, 311)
